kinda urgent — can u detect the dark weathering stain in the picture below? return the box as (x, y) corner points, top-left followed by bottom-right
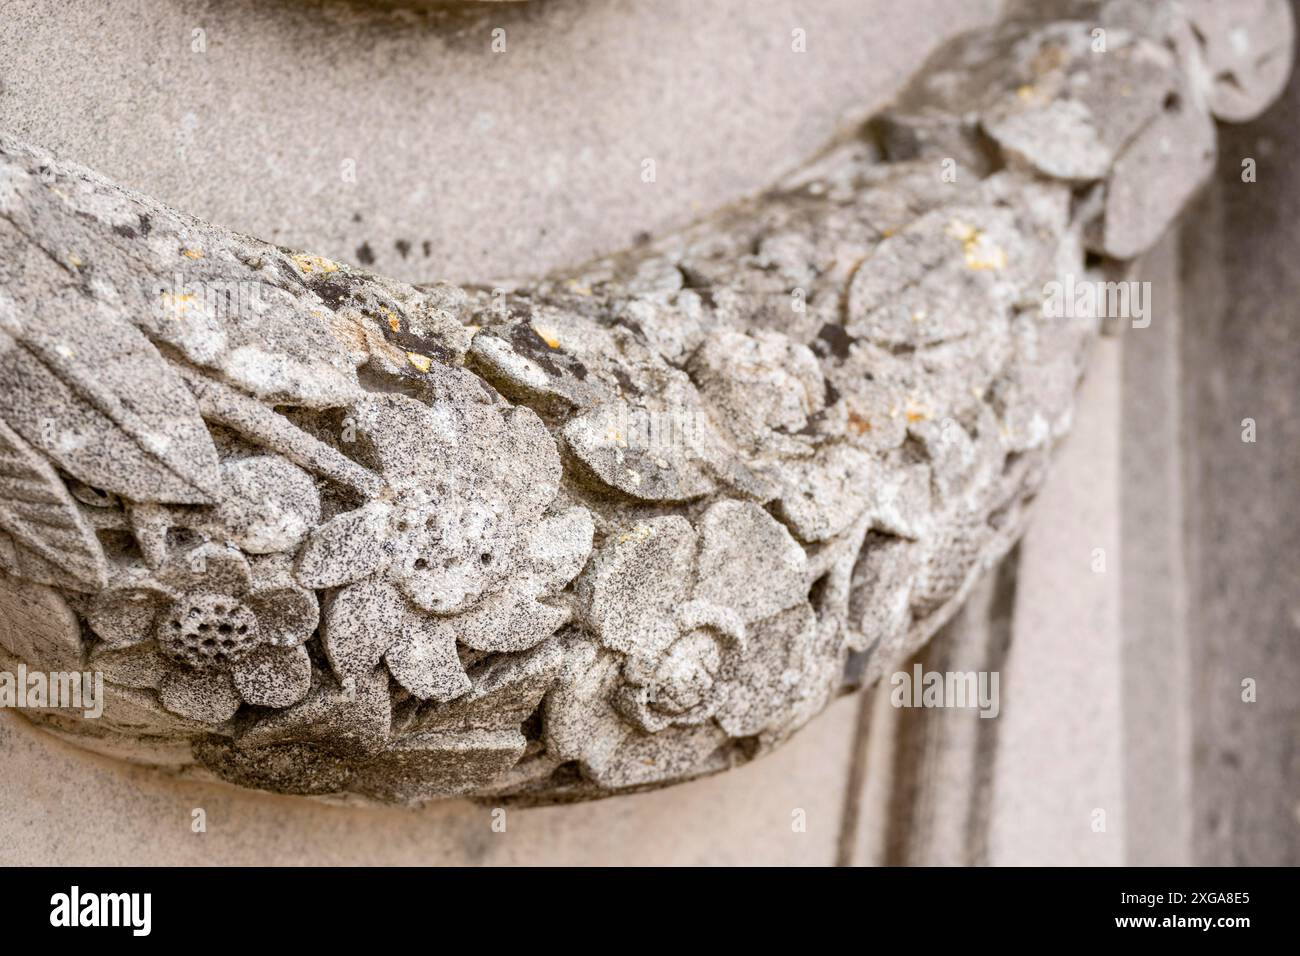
(356, 242), (375, 266)
(395, 239), (411, 260)
(305, 267), (410, 314)
(108, 211), (151, 240)
(498, 322), (589, 381)
(310, 273), (365, 310)
(816, 322), (853, 360)
(380, 314), (454, 365)
(271, 251), (309, 289)
(823, 378), (841, 406)
(111, 213), (153, 241)
(611, 366), (641, 397)
(611, 315), (646, 340)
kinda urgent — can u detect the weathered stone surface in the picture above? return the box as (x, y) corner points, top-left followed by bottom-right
(0, 0), (1005, 285)
(1180, 0), (1295, 122)
(0, 0), (1276, 804)
(209, 456), (322, 556)
(0, 574), (84, 671)
(1100, 76), (1218, 259)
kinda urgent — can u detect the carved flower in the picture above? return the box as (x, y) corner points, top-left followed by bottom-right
(86, 543), (319, 724)
(295, 388), (594, 702)
(613, 601), (745, 733)
(546, 500), (841, 788)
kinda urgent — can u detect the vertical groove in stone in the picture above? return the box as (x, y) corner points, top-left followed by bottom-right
(875, 552), (1017, 866)
(962, 548), (1018, 867)
(1118, 232), (1193, 865)
(1179, 55), (1300, 864)
(834, 686), (878, 867)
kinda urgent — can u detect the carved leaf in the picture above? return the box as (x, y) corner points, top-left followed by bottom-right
(0, 301), (222, 503)
(0, 418), (108, 590)
(180, 366), (383, 499)
(418, 639), (564, 733)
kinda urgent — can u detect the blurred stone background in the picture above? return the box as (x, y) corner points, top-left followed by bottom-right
(0, 0), (999, 283)
(0, 0), (1295, 865)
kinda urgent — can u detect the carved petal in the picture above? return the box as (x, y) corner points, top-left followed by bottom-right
(247, 585), (318, 648)
(693, 500), (806, 624)
(384, 614), (472, 702)
(1101, 83), (1217, 259)
(687, 328), (826, 458)
(89, 642), (168, 689)
(294, 501), (390, 589)
(847, 534), (916, 658)
(232, 643), (312, 708)
(493, 405), (563, 522)
(984, 98), (1112, 181)
(442, 588), (570, 655)
(158, 665), (242, 724)
(421, 639), (563, 732)
(676, 600), (746, 649)
(321, 580), (405, 687)
(522, 507), (594, 596)
(562, 401), (718, 503)
(86, 586), (167, 648)
(392, 501), (515, 615)
(210, 455), (321, 555)
(1183, 0), (1295, 122)
(772, 443), (878, 543)
(580, 515), (696, 657)
(542, 638), (629, 777)
(154, 543), (252, 596)
(714, 603), (828, 739)
(352, 392), (462, 479)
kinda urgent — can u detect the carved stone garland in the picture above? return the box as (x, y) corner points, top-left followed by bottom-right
(0, 0), (1289, 803)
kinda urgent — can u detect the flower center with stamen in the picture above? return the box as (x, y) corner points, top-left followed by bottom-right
(158, 593), (261, 669)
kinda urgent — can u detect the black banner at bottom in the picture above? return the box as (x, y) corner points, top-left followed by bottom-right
(0, 866), (1287, 941)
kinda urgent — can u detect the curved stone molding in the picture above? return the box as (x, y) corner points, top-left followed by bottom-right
(0, 0), (1288, 803)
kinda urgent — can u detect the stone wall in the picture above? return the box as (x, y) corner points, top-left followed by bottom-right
(0, 0), (1002, 283)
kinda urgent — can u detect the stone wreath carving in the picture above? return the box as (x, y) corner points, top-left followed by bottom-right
(0, 1), (1289, 804)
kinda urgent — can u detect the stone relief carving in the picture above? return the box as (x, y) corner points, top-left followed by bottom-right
(0, 0), (1289, 804)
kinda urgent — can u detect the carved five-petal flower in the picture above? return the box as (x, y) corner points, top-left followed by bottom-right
(294, 390), (593, 702)
(86, 543), (318, 723)
(544, 499), (840, 787)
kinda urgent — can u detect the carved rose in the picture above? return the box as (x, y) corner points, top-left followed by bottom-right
(295, 386), (594, 702)
(86, 543), (318, 724)
(545, 500), (842, 788)
(613, 602), (745, 733)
